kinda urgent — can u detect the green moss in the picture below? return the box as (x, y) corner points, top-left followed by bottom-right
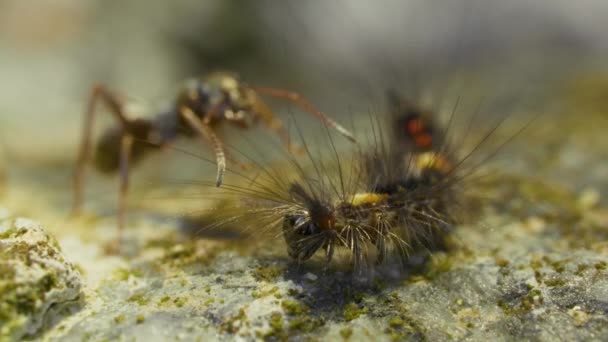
(498, 288), (544, 315)
(257, 312), (287, 341)
(343, 302), (367, 322)
(158, 241), (223, 269)
(523, 289), (544, 309)
(424, 252), (453, 280)
(520, 297), (533, 311)
(495, 257), (510, 267)
(174, 297), (187, 308)
(388, 317), (405, 328)
(136, 314), (145, 324)
(543, 257), (567, 273)
(259, 301), (324, 338)
(164, 244), (195, 260)
(127, 294), (149, 306)
(204, 298), (215, 306)
(158, 296), (171, 306)
(534, 270), (543, 283)
(575, 264), (589, 276)
(553, 263), (566, 273)
(114, 314), (126, 324)
(287, 315), (324, 334)
(407, 275), (427, 283)
(544, 278), (566, 287)
(281, 300), (309, 316)
(144, 234), (180, 250)
(340, 327), (353, 339)
(112, 268), (131, 281)
(385, 316), (416, 341)
(530, 258), (543, 271)
(220, 308), (248, 334)
(594, 261), (607, 270)
(74, 264), (86, 276)
(0, 227), (81, 340)
(112, 267), (142, 281)
(497, 299), (510, 313)
(252, 265), (284, 282)
(269, 312), (284, 331)
(0, 225), (16, 240)
(287, 288), (300, 296)
(252, 286), (279, 299)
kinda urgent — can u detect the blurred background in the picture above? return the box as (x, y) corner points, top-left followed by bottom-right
(1, 0), (607, 155)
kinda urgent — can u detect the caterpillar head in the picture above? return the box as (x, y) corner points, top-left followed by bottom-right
(282, 183), (337, 262)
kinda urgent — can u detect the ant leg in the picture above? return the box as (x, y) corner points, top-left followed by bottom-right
(249, 97), (304, 154)
(117, 134), (134, 246)
(202, 106), (253, 170)
(179, 107), (227, 187)
(72, 84), (130, 216)
(252, 87), (357, 143)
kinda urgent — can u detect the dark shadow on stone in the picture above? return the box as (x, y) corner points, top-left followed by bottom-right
(269, 252), (437, 319)
(177, 214), (249, 241)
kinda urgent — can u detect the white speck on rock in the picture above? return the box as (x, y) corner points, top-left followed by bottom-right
(304, 272), (318, 281)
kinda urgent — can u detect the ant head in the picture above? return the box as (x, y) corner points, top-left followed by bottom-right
(200, 72), (240, 93)
(205, 72), (253, 109)
(187, 72), (244, 104)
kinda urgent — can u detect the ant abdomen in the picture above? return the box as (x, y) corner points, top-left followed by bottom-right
(94, 119), (160, 173)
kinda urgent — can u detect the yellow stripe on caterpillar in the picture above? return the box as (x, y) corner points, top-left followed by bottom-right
(415, 152), (452, 174)
(350, 192), (389, 206)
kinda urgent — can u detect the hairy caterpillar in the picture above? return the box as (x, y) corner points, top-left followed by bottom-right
(172, 87), (525, 275)
(279, 91), (459, 271)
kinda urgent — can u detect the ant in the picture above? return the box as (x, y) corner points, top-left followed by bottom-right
(72, 71), (356, 245)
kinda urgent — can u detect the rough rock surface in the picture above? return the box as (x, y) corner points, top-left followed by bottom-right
(43, 206), (608, 342)
(0, 210), (83, 341)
